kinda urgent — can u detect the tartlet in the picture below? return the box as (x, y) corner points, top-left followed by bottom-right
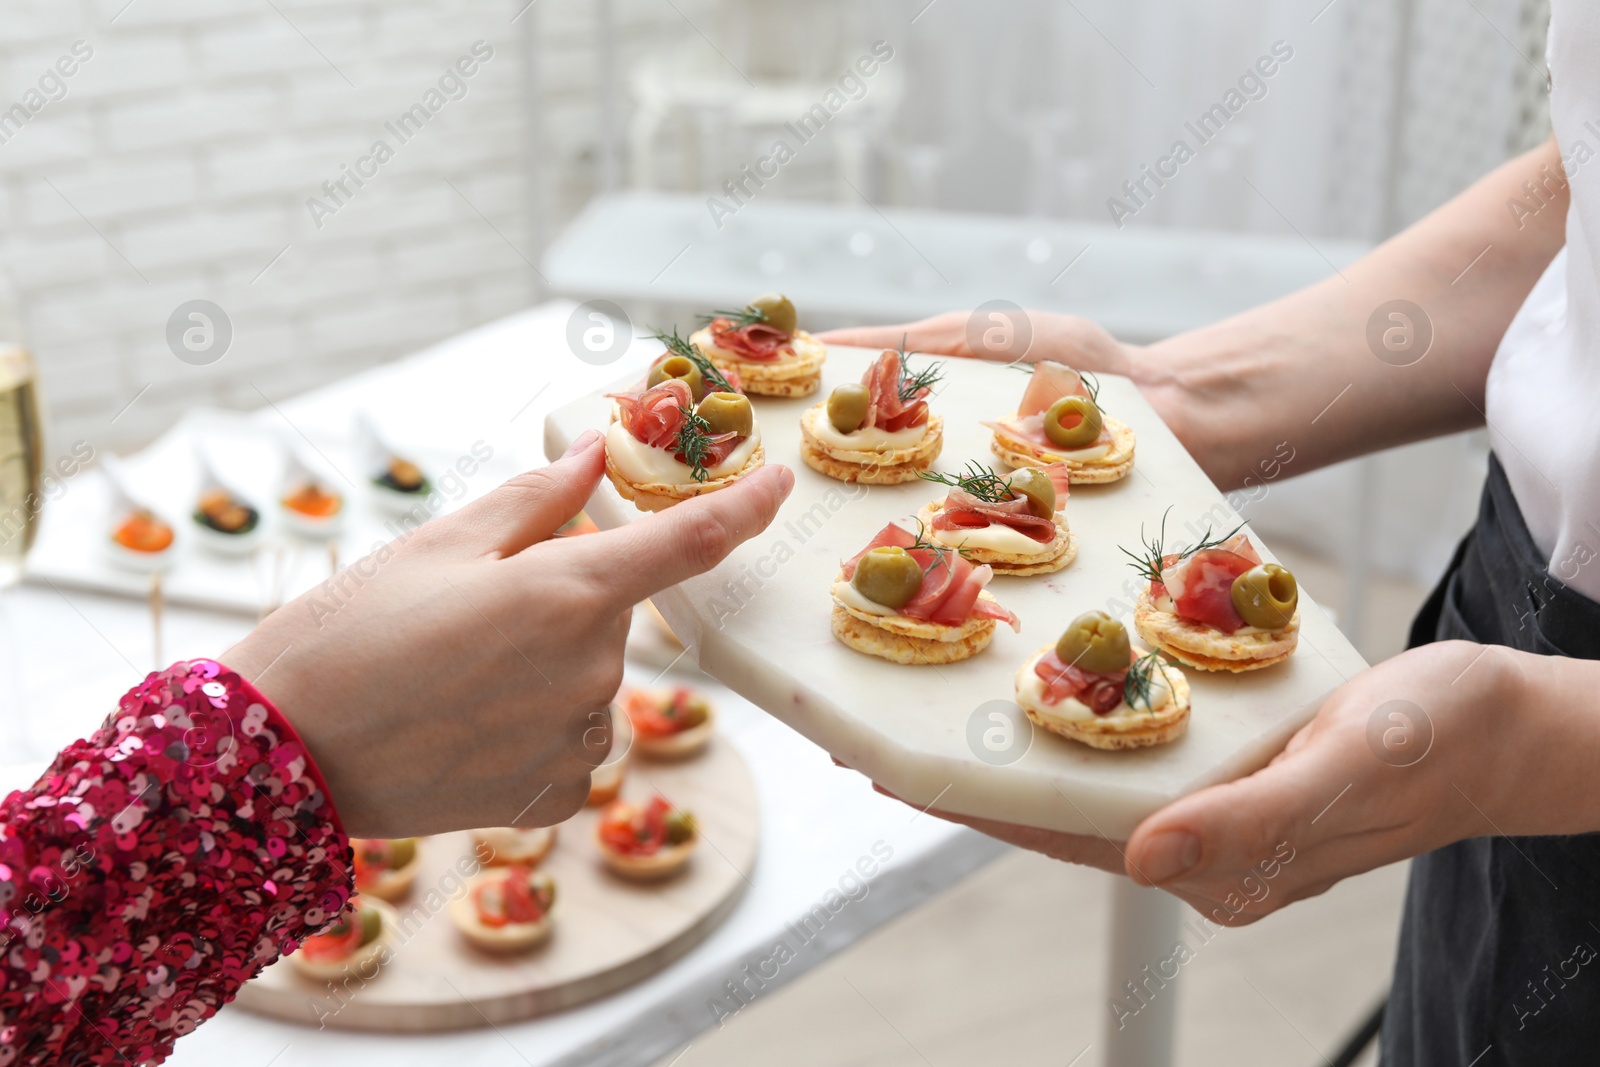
(984, 361), (1134, 484)
(290, 897), (397, 982)
(831, 522), (1020, 665)
(471, 826), (557, 868)
(604, 378), (764, 512)
(1124, 517), (1300, 672)
(449, 865), (557, 952)
(620, 685), (714, 759)
(1016, 612), (1190, 750)
(689, 292), (825, 397)
(596, 795), (697, 881)
(915, 461), (1077, 576)
(801, 348), (944, 484)
(350, 837), (422, 903)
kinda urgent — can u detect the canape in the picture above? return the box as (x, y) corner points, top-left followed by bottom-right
(596, 795), (697, 881)
(984, 361), (1134, 484)
(350, 837), (422, 903)
(588, 701), (633, 806)
(1124, 513), (1300, 672)
(101, 457), (179, 572)
(358, 414), (433, 517)
(279, 449), (345, 537)
(290, 898), (397, 982)
(190, 450), (263, 556)
(1016, 611), (1191, 750)
(915, 461), (1077, 575)
(449, 865), (557, 952)
(831, 522), (1020, 665)
(688, 292), (825, 397)
(603, 378), (764, 512)
(471, 826), (557, 868)
(800, 347), (944, 484)
(620, 685), (714, 759)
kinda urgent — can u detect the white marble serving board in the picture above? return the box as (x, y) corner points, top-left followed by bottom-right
(545, 346), (1368, 839)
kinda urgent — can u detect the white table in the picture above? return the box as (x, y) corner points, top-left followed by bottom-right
(8, 302), (1004, 1067)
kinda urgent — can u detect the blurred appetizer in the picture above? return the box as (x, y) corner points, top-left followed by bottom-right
(102, 456), (178, 572)
(190, 451), (262, 555)
(588, 702), (632, 806)
(290, 898), (396, 981)
(689, 292), (825, 397)
(621, 685), (714, 759)
(1123, 513), (1300, 672)
(984, 361), (1134, 484)
(350, 837), (421, 903)
(596, 795), (698, 881)
(832, 522), (1020, 666)
(471, 826), (556, 868)
(604, 378), (764, 511)
(1016, 611), (1190, 750)
(279, 448), (345, 537)
(916, 461), (1076, 575)
(800, 347), (945, 484)
(449, 865), (557, 952)
(358, 414), (433, 517)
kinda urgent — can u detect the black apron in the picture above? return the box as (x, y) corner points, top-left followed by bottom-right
(1381, 455), (1600, 1065)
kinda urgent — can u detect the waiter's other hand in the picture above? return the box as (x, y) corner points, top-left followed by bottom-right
(225, 431), (793, 838)
(871, 640), (1516, 925)
(816, 309), (1135, 376)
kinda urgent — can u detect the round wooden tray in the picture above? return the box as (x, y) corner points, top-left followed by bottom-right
(236, 735), (758, 1031)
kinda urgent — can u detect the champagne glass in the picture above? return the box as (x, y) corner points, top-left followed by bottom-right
(0, 278), (44, 757)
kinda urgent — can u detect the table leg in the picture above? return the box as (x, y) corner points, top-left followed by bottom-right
(1103, 877), (1182, 1067)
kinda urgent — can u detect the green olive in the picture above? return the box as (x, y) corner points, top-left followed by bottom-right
(647, 355), (705, 401)
(387, 838), (416, 869)
(851, 546), (924, 609)
(1054, 611), (1131, 674)
(748, 292), (797, 335)
(1006, 468), (1056, 518)
(664, 809), (698, 845)
(827, 383), (871, 434)
(696, 392), (753, 436)
(1043, 396), (1103, 449)
(674, 694), (711, 728)
(1231, 564), (1298, 629)
(356, 905), (383, 946)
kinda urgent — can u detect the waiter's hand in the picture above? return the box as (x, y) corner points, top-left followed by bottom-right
(816, 310), (1136, 375)
(875, 640), (1521, 925)
(225, 431), (794, 839)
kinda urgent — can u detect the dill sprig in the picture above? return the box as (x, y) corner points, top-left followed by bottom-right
(699, 305), (767, 330)
(917, 460), (1015, 504)
(897, 356), (946, 403)
(674, 408), (715, 482)
(651, 327), (738, 395)
(907, 518), (971, 573)
(1119, 506), (1246, 583)
(1123, 648), (1175, 710)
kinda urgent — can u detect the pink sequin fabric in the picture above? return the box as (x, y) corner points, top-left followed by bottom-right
(0, 659), (351, 1064)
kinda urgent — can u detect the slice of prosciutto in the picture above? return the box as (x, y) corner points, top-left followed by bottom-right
(607, 379), (745, 467)
(985, 360), (1111, 450)
(1155, 533), (1261, 633)
(861, 349), (931, 432)
(929, 462), (1070, 543)
(1032, 650), (1128, 715)
(708, 317), (793, 362)
(841, 523), (1020, 631)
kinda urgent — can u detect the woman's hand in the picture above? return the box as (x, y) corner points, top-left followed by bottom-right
(895, 640), (1530, 925)
(224, 432), (794, 839)
(816, 309), (1137, 376)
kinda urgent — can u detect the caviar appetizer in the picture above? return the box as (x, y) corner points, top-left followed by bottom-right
(101, 457), (178, 572)
(596, 795), (698, 881)
(350, 837), (421, 903)
(984, 361), (1134, 484)
(604, 378), (764, 512)
(290, 898), (396, 981)
(449, 865), (557, 953)
(588, 701), (632, 806)
(915, 461), (1076, 575)
(471, 826), (557, 868)
(621, 685), (714, 759)
(688, 292), (825, 397)
(279, 449), (344, 537)
(1016, 611), (1190, 750)
(800, 346), (945, 484)
(192, 487), (260, 549)
(832, 522), (1020, 665)
(1123, 512), (1300, 672)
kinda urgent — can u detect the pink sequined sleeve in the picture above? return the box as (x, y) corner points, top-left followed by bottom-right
(0, 659), (352, 1064)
